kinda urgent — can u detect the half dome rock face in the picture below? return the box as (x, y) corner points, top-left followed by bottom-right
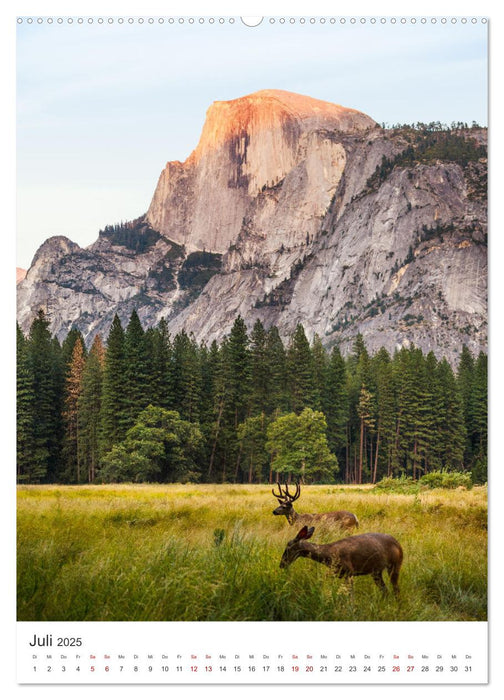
(193, 90), (376, 157)
(17, 89), (487, 366)
(146, 89), (377, 253)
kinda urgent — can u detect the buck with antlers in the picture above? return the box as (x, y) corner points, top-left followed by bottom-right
(280, 525), (403, 596)
(272, 482), (359, 530)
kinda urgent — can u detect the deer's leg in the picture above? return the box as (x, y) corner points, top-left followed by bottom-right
(372, 571), (387, 594)
(388, 566), (401, 597)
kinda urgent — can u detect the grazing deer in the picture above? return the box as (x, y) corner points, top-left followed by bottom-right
(272, 482), (359, 530)
(280, 525), (403, 596)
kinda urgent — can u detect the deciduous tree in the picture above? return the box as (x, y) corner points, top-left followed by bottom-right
(266, 407), (338, 483)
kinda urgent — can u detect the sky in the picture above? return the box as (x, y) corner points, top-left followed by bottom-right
(16, 15), (488, 269)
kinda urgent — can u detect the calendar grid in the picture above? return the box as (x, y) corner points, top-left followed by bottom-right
(17, 621), (488, 684)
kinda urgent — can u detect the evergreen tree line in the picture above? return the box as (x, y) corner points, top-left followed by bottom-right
(16, 310), (487, 485)
(366, 132), (487, 196)
(381, 121), (484, 132)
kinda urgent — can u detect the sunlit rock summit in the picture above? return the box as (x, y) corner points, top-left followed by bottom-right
(147, 90), (375, 253)
(17, 89), (487, 363)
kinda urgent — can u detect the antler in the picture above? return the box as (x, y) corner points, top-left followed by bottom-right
(272, 482), (284, 499)
(285, 482), (301, 502)
(273, 481), (301, 502)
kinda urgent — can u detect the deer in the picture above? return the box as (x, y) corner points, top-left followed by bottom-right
(272, 482), (359, 530)
(279, 525), (403, 596)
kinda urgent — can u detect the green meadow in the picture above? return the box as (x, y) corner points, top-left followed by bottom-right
(17, 484), (487, 622)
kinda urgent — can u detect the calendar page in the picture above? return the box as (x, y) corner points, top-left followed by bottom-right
(14, 3), (490, 691)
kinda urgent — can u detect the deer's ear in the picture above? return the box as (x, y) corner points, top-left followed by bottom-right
(295, 526), (308, 540)
(296, 526), (314, 541)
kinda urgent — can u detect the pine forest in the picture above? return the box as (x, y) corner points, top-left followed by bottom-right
(16, 310), (487, 487)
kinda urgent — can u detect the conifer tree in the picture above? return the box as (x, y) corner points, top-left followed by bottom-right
(16, 325), (34, 481)
(25, 310), (62, 481)
(224, 316), (252, 428)
(391, 347), (433, 477)
(472, 351), (487, 482)
(199, 341), (221, 428)
(49, 335), (65, 481)
(391, 347), (411, 475)
(323, 345), (349, 465)
(265, 325), (289, 414)
(351, 333), (371, 385)
(148, 318), (174, 409)
(345, 334), (373, 482)
(78, 335), (105, 482)
(220, 317), (252, 480)
(431, 359), (466, 470)
(311, 334), (326, 412)
(124, 310), (152, 428)
(196, 341), (215, 475)
(172, 330), (202, 423)
(61, 328), (86, 371)
(62, 337), (86, 481)
(99, 314), (127, 454)
(371, 347), (396, 481)
(236, 413), (270, 483)
(407, 348), (433, 478)
(206, 337), (230, 480)
(357, 385), (375, 483)
(457, 345), (476, 466)
(423, 351), (442, 471)
(249, 319), (269, 415)
(287, 324), (317, 413)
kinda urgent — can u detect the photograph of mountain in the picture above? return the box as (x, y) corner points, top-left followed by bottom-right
(16, 16), (487, 624)
(18, 86), (487, 362)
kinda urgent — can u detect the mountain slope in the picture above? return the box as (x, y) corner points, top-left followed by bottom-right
(17, 91), (487, 364)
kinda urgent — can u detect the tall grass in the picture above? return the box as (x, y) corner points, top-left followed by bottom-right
(17, 484), (487, 622)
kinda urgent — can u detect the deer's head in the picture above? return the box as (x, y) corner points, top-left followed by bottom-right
(272, 482), (300, 516)
(280, 525), (315, 568)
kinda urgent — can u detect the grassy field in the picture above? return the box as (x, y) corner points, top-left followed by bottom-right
(17, 483), (487, 622)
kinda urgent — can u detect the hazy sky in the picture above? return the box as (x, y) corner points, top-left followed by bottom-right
(16, 16), (488, 269)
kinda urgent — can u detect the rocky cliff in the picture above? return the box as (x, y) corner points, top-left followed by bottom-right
(17, 90), (487, 364)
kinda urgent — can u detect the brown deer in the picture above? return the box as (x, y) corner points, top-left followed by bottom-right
(280, 525), (403, 596)
(272, 482), (359, 530)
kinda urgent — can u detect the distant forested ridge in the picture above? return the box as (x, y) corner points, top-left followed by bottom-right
(16, 310), (487, 485)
